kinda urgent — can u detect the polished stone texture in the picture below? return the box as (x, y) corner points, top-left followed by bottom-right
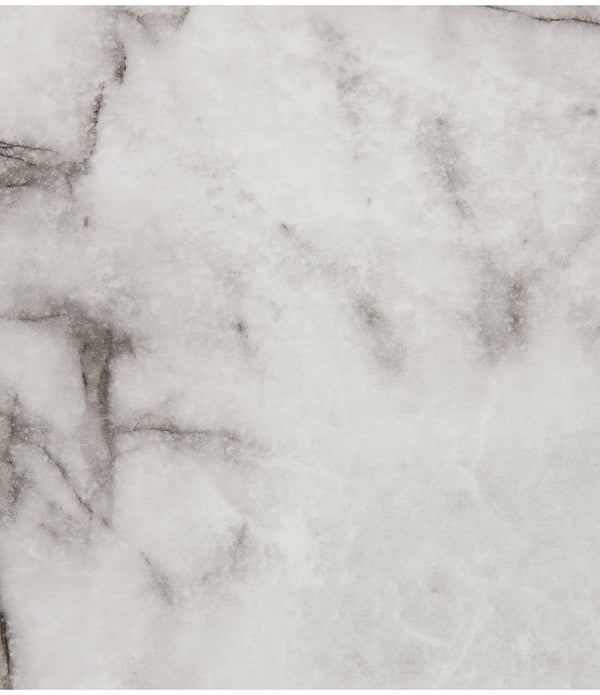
(1, 5), (600, 688)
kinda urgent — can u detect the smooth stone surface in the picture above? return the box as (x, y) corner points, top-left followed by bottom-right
(1, 5), (600, 688)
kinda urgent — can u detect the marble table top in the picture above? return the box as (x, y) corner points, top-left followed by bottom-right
(1, 5), (599, 688)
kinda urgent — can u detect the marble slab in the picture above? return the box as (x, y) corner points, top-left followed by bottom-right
(1, 5), (600, 688)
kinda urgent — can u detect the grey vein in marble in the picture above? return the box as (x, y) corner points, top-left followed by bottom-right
(1, 4), (600, 688)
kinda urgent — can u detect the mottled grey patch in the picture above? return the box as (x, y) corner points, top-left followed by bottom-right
(0, 458), (21, 526)
(228, 522), (251, 575)
(477, 265), (529, 360)
(0, 608), (11, 689)
(140, 552), (174, 604)
(0, 328), (179, 608)
(111, 37), (127, 83)
(310, 16), (344, 47)
(454, 197), (473, 218)
(200, 522), (256, 586)
(0, 140), (65, 190)
(279, 221), (319, 259)
(233, 319), (247, 336)
(336, 68), (366, 97)
(70, 86), (105, 179)
(355, 294), (404, 373)
(356, 295), (386, 331)
(277, 221), (405, 374)
(1, 80), (105, 193)
(67, 304), (132, 518)
(310, 17), (374, 131)
(232, 318), (251, 354)
(1, 398), (34, 524)
(40, 500), (90, 546)
(120, 6), (191, 38)
(418, 116), (472, 218)
(2, 300), (133, 520)
(0, 405), (16, 523)
(335, 64), (369, 128)
(0, 396), (95, 526)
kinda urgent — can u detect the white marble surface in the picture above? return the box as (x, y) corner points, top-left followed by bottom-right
(1, 5), (600, 688)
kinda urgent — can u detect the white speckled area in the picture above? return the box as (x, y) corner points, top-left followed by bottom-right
(1, 5), (600, 688)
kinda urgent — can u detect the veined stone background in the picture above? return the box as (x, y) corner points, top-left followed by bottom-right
(1, 5), (600, 688)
